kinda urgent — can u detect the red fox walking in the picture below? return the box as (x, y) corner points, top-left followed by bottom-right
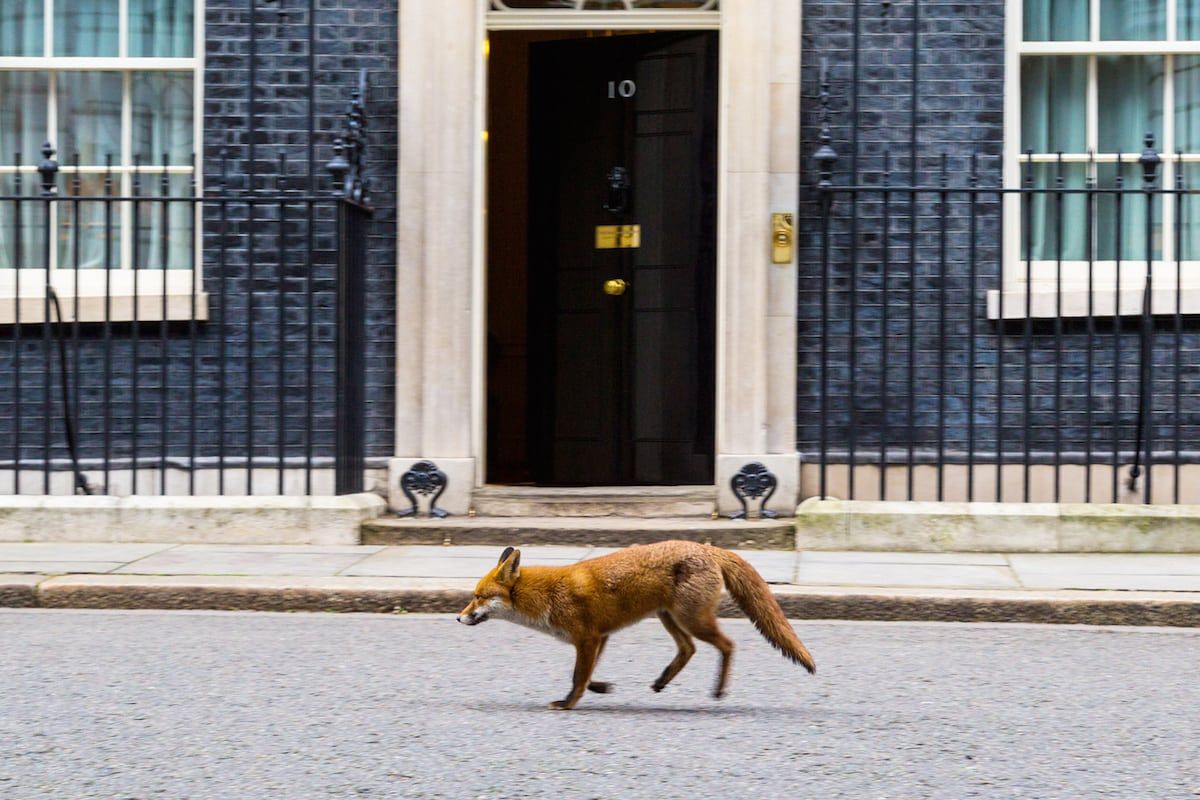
(457, 540), (816, 710)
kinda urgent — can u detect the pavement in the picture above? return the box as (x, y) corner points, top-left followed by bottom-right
(3, 541), (1200, 625)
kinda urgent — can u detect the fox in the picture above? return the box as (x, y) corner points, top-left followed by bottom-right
(456, 540), (816, 710)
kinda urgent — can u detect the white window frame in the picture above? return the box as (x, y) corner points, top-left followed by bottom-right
(0, 0), (206, 324)
(996, 0), (1200, 319)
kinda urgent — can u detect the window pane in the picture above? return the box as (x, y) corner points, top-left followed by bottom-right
(0, 174), (46, 270)
(129, 0), (194, 57)
(1178, 57), (1200, 152)
(1096, 161), (1162, 260)
(1097, 56), (1164, 154)
(57, 73), (123, 167)
(1022, 57), (1087, 153)
(132, 72), (194, 165)
(59, 175), (121, 270)
(1183, 0), (1200, 39)
(1021, 163), (1088, 261)
(0, 0), (43, 56)
(1183, 164), (1200, 259)
(1100, 0), (1166, 38)
(1024, 0), (1089, 40)
(55, 0), (119, 57)
(0, 72), (49, 166)
(134, 174), (195, 270)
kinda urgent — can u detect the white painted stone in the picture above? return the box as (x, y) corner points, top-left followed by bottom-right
(0, 494), (385, 545)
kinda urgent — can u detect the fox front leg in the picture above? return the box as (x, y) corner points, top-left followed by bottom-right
(586, 635), (613, 694)
(549, 637), (603, 711)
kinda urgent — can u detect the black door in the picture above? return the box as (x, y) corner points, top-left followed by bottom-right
(528, 32), (717, 486)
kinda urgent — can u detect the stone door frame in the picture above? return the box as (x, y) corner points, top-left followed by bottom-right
(392, 0), (800, 515)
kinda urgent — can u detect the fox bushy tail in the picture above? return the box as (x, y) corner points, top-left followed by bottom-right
(715, 550), (816, 674)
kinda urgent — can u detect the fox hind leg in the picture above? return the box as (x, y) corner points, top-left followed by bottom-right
(682, 611), (734, 699)
(651, 611), (696, 693)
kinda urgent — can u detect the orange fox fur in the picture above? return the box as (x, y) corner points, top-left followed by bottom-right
(457, 540), (816, 710)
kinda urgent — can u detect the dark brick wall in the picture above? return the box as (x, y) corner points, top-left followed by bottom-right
(0, 0), (397, 480)
(797, 0), (1200, 485)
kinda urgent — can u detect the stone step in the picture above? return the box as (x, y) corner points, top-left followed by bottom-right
(360, 516), (795, 550)
(468, 485), (715, 518)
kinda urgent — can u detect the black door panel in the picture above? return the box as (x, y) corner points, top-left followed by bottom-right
(528, 32), (717, 486)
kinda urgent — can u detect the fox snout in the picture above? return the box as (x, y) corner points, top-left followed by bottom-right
(457, 596), (498, 625)
(456, 607), (488, 625)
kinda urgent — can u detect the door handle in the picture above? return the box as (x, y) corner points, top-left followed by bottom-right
(603, 278), (627, 296)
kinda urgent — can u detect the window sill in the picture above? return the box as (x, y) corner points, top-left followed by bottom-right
(0, 293), (209, 325)
(986, 287), (1200, 320)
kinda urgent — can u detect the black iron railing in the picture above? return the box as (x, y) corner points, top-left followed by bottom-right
(805, 40), (1200, 504)
(0, 72), (373, 496)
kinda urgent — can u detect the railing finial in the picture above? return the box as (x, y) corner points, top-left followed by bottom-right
(38, 141), (58, 196)
(812, 57), (839, 198)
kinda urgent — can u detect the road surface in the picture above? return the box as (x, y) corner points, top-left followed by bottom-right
(1, 609), (1197, 799)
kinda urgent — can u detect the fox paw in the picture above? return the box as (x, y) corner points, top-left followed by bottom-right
(547, 700), (575, 711)
(587, 681), (614, 694)
(651, 682), (666, 693)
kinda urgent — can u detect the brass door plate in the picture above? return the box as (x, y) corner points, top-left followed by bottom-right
(771, 212), (794, 264)
(595, 224), (641, 249)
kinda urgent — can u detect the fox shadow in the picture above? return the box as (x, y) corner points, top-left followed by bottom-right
(469, 700), (805, 719)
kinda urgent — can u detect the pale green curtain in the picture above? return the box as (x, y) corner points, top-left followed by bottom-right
(1097, 162), (1161, 261)
(1183, 0), (1200, 39)
(1178, 57), (1200, 152)
(57, 73), (123, 166)
(1022, 56), (1087, 259)
(130, 72), (193, 270)
(131, 72), (194, 164)
(1024, 0), (1089, 41)
(1184, 165), (1200, 259)
(130, 0), (194, 57)
(1022, 56), (1087, 153)
(1023, 164), (1088, 261)
(1098, 55), (1164, 153)
(1100, 0), (1166, 39)
(55, 0), (119, 57)
(1095, 57), (1164, 261)
(0, 0), (43, 56)
(56, 73), (122, 269)
(0, 73), (48, 270)
(135, 175), (192, 270)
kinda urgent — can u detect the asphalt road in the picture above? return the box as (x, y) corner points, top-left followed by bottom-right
(1, 610), (1197, 800)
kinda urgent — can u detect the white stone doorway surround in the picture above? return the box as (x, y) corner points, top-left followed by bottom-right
(391, 0), (801, 515)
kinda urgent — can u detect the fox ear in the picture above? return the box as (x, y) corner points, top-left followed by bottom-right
(497, 546), (515, 565)
(496, 548), (521, 584)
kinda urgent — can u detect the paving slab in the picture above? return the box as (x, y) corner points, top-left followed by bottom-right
(733, 550), (798, 584)
(342, 545), (596, 578)
(1010, 554), (1200, 591)
(0, 543), (175, 575)
(795, 554), (1020, 590)
(799, 550), (1010, 566)
(0, 543), (173, 561)
(113, 544), (385, 577)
